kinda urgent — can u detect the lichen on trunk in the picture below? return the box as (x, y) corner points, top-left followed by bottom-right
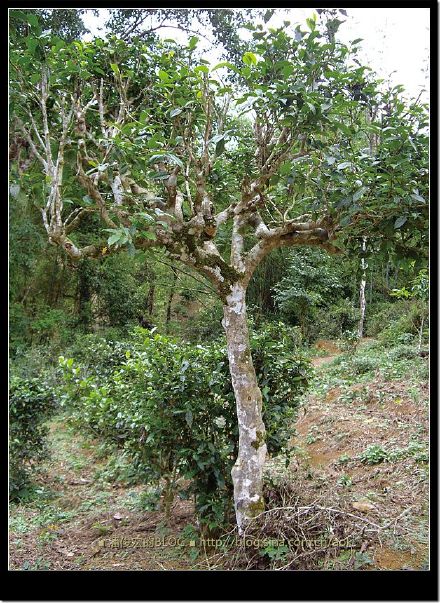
(222, 282), (267, 533)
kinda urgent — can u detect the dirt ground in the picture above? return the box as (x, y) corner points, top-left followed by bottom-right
(284, 343), (429, 570)
(9, 340), (429, 571)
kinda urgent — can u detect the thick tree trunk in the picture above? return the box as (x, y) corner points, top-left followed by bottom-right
(222, 282), (266, 533)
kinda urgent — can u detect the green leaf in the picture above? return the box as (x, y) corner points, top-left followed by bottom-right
(212, 61), (239, 73)
(194, 65), (209, 74)
(353, 188), (366, 202)
(215, 138), (226, 157)
(189, 36), (199, 50)
(210, 134), (224, 145)
(243, 52), (257, 66)
(394, 216), (407, 229)
(169, 108), (183, 118)
(25, 37), (39, 55)
(282, 64), (294, 77)
(306, 17), (316, 31)
(158, 69), (170, 82)
(264, 9), (274, 23)
(26, 13), (42, 35)
(333, 121), (352, 136)
(107, 233), (121, 246)
(29, 72), (41, 84)
(127, 242), (136, 256)
(110, 63), (120, 76)
(148, 153), (184, 170)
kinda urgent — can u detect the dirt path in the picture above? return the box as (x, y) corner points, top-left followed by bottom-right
(286, 341), (429, 570)
(311, 355), (338, 367)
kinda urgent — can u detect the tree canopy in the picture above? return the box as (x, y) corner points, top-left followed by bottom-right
(10, 12), (428, 284)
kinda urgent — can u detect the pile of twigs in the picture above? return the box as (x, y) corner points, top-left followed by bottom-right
(196, 483), (405, 571)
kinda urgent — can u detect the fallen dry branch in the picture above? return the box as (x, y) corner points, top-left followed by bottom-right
(198, 483), (414, 570)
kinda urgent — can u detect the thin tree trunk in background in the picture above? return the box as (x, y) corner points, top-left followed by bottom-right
(358, 238), (367, 338)
(393, 265), (399, 288)
(165, 268), (177, 333)
(144, 264), (156, 316)
(147, 281), (155, 316)
(222, 283), (266, 533)
(418, 314), (425, 352)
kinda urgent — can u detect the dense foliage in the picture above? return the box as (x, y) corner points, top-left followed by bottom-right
(9, 376), (56, 498)
(58, 324), (310, 530)
(8, 8), (428, 357)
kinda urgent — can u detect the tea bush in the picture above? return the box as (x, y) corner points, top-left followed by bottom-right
(59, 324), (310, 532)
(389, 344), (419, 361)
(250, 322), (308, 452)
(349, 356), (379, 375)
(365, 300), (411, 337)
(366, 299), (428, 347)
(64, 334), (138, 379)
(9, 376), (56, 499)
(312, 299), (360, 341)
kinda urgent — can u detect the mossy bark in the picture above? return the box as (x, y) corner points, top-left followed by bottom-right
(222, 282), (266, 533)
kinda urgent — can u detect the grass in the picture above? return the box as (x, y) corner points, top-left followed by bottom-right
(358, 440), (428, 465)
(309, 340), (428, 399)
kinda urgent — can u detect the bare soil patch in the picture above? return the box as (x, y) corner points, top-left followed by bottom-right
(289, 372), (429, 570)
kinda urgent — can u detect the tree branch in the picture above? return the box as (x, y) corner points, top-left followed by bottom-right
(15, 118), (48, 171)
(243, 221), (341, 286)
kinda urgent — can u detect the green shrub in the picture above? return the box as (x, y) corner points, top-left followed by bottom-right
(389, 344), (419, 361)
(378, 326), (415, 347)
(9, 376), (56, 499)
(30, 307), (75, 346)
(59, 324), (310, 532)
(365, 301), (410, 337)
(349, 357), (378, 375)
(340, 329), (360, 353)
(359, 444), (389, 464)
(180, 302), (224, 342)
(250, 322), (308, 452)
(64, 333), (138, 378)
(312, 299), (360, 341)
(366, 299), (428, 346)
